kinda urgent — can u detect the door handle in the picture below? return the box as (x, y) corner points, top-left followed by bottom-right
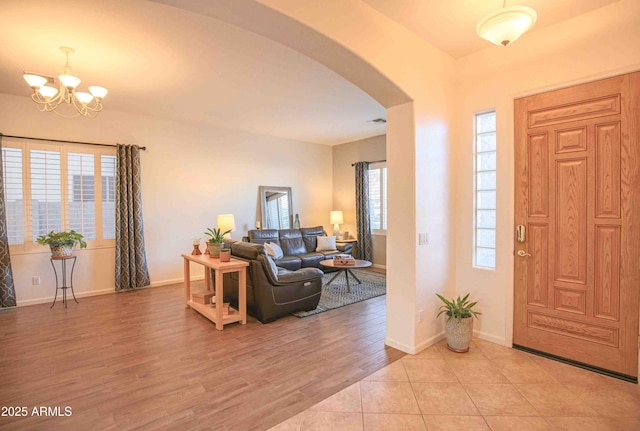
(516, 250), (531, 257)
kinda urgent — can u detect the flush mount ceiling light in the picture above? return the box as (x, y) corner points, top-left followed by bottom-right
(23, 46), (108, 118)
(476, 1), (537, 47)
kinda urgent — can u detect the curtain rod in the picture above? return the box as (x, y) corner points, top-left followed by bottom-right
(351, 159), (386, 166)
(0, 133), (147, 151)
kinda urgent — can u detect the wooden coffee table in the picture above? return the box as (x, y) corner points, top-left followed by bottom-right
(319, 259), (372, 293)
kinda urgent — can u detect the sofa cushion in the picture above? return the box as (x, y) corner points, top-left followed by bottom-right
(298, 252), (325, 268)
(300, 226), (326, 252)
(276, 255), (303, 271)
(316, 235), (337, 251)
(264, 242), (284, 260)
(248, 229), (279, 245)
(279, 229), (307, 255)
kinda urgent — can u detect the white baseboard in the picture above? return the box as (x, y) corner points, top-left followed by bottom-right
(413, 332), (446, 354)
(384, 337), (416, 354)
(16, 276), (203, 307)
(372, 264), (387, 270)
(473, 329), (506, 346)
(150, 275), (203, 287)
(385, 332), (445, 355)
(17, 288), (115, 307)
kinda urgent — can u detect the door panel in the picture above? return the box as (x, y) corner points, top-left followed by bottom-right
(514, 72), (640, 378)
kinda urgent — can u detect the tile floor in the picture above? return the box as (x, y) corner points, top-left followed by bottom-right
(268, 338), (640, 430)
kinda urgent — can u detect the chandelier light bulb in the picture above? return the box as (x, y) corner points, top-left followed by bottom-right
(476, 5), (537, 46)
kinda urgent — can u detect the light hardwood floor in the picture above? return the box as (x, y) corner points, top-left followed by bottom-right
(0, 274), (402, 431)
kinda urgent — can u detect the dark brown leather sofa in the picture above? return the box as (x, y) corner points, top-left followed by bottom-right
(222, 240), (324, 323)
(247, 226), (353, 270)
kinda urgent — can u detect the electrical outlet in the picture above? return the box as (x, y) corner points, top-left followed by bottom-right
(418, 309), (424, 323)
(32, 276), (41, 286)
(418, 232), (429, 245)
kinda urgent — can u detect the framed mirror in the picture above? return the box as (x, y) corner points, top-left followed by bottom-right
(259, 186), (293, 230)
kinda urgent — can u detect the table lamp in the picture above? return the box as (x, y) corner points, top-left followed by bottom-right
(330, 210), (343, 237)
(217, 214), (236, 238)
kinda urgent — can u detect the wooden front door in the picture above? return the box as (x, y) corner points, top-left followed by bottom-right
(513, 72), (640, 379)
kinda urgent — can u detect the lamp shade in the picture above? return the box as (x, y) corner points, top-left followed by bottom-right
(23, 74), (48, 89)
(75, 92), (94, 104)
(217, 214), (236, 233)
(59, 74), (81, 89)
(476, 5), (537, 47)
(330, 210), (344, 225)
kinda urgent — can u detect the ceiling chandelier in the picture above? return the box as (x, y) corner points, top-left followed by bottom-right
(23, 46), (108, 118)
(476, 1), (537, 47)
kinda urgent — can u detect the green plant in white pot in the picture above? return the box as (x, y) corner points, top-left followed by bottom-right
(436, 293), (481, 353)
(204, 227), (231, 258)
(36, 230), (87, 258)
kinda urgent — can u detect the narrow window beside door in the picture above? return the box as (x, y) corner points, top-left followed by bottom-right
(474, 111), (497, 268)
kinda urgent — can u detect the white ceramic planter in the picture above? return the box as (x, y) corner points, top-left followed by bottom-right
(208, 242), (222, 258)
(444, 315), (474, 352)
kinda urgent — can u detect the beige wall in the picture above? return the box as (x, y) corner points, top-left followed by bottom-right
(0, 92), (333, 305)
(332, 134), (386, 267)
(454, 0), (640, 345)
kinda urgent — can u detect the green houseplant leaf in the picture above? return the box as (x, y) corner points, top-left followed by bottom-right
(436, 293), (481, 322)
(36, 230), (87, 249)
(204, 227), (231, 244)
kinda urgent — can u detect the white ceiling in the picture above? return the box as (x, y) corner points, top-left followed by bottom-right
(0, 0), (620, 145)
(363, 0), (620, 58)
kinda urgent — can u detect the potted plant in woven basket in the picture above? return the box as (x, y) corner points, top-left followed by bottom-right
(36, 230), (87, 258)
(204, 227), (231, 258)
(436, 293), (481, 353)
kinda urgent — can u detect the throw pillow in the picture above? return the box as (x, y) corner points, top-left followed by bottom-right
(264, 242), (284, 260)
(316, 235), (337, 252)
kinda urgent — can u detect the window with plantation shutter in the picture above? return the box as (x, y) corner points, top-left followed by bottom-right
(68, 153), (96, 240)
(2, 147), (25, 245)
(1, 138), (116, 252)
(30, 149), (63, 241)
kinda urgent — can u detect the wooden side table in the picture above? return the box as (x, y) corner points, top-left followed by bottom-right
(182, 254), (249, 330)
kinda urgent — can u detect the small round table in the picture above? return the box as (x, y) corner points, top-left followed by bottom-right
(50, 255), (78, 308)
(319, 259), (372, 293)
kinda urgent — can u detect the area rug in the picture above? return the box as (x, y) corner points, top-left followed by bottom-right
(292, 269), (386, 317)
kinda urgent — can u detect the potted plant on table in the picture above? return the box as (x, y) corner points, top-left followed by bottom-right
(204, 227), (231, 258)
(436, 293), (481, 353)
(36, 230), (87, 258)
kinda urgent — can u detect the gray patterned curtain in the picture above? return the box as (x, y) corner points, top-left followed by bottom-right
(354, 162), (373, 261)
(0, 137), (16, 307)
(115, 144), (150, 291)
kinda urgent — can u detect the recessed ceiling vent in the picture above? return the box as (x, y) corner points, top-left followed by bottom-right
(367, 118), (387, 124)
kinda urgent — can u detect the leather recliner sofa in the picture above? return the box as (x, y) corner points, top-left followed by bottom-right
(222, 240), (323, 323)
(247, 226), (353, 271)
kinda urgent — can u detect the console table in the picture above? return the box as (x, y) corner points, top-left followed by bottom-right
(182, 254), (249, 330)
